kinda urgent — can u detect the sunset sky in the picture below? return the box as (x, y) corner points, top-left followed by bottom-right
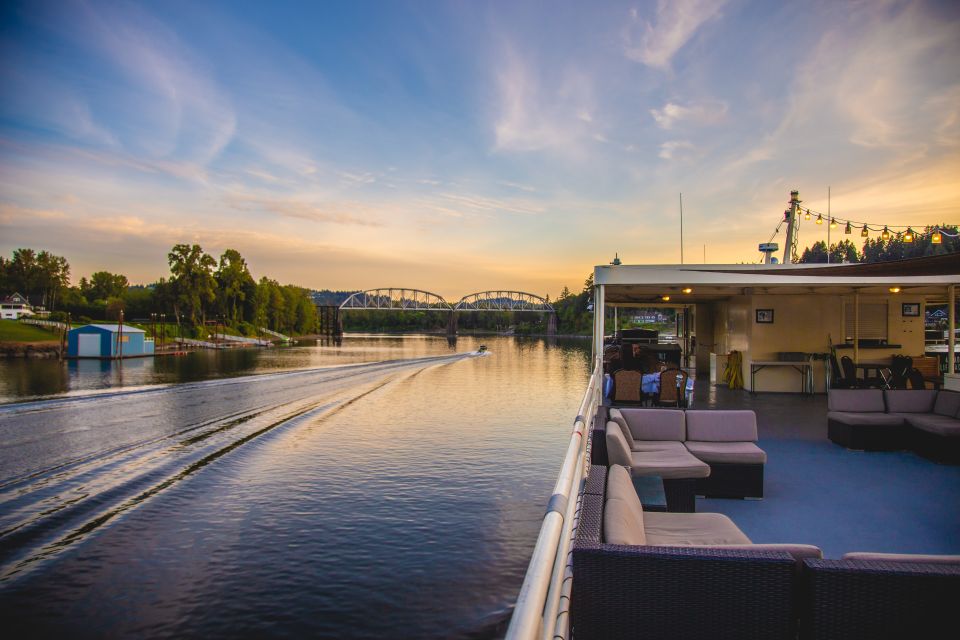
(1, 0), (958, 299)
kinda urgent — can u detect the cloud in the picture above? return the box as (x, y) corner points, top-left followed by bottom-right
(651, 100), (727, 129)
(658, 140), (694, 160)
(226, 195), (382, 227)
(623, 0), (728, 68)
(492, 47), (595, 154)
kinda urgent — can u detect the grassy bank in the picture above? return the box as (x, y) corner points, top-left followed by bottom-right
(0, 320), (59, 343)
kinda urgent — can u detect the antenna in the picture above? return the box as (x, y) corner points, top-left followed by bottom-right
(679, 192), (684, 264)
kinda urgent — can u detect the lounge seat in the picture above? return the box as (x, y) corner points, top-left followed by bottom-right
(606, 420), (709, 512)
(684, 409), (767, 498)
(608, 407), (685, 449)
(826, 389), (906, 450)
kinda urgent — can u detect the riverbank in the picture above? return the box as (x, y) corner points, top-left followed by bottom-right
(0, 341), (60, 358)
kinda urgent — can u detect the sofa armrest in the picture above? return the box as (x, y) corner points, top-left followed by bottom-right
(572, 544), (798, 640)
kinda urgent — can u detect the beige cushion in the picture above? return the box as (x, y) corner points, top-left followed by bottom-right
(903, 414), (960, 436)
(684, 441), (767, 464)
(685, 410), (758, 442)
(628, 448), (711, 479)
(610, 407), (685, 441)
(604, 465), (646, 545)
(644, 512), (751, 546)
(631, 440), (689, 453)
(826, 411), (904, 426)
(842, 552), (960, 565)
(605, 421), (634, 467)
(828, 389), (885, 412)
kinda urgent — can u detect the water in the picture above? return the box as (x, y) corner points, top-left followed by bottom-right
(0, 335), (591, 638)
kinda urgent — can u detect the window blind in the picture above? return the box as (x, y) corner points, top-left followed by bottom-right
(844, 302), (888, 341)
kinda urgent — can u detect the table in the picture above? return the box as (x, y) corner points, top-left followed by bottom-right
(632, 475), (667, 512)
(749, 361), (812, 394)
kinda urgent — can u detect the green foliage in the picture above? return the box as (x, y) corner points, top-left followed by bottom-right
(0, 248), (71, 310)
(798, 225), (958, 264)
(168, 244), (217, 326)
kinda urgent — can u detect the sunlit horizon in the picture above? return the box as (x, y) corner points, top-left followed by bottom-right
(2, 0), (958, 299)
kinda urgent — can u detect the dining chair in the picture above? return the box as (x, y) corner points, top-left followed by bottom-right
(840, 356), (861, 388)
(655, 368), (688, 408)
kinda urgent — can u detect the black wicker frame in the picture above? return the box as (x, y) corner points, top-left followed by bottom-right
(908, 426), (960, 465)
(800, 558), (960, 640)
(694, 462), (764, 499)
(572, 480), (798, 640)
(826, 418), (907, 451)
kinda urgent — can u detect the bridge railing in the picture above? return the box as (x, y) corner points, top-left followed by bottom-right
(505, 357), (601, 640)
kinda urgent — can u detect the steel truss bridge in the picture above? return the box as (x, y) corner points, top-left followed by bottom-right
(323, 288), (556, 336)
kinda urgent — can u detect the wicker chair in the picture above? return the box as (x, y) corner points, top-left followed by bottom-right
(613, 369), (643, 403)
(655, 368), (688, 407)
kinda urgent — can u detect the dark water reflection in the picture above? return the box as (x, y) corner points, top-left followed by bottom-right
(0, 335), (591, 639)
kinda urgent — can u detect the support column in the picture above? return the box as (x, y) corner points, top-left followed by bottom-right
(592, 284), (605, 367)
(547, 313), (557, 337)
(853, 290), (860, 365)
(447, 311), (458, 336)
(950, 285), (956, 375)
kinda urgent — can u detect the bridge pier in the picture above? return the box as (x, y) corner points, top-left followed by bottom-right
(547, 313), (557, 337)
(317, 305), (342, 338)
(447, 311), (458, 336)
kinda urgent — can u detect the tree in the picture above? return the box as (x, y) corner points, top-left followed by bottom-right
(2, 248), (70, 310)
(85, 271), (129, 301)
(216, 249), (254, 326)
(798, 241), (829, 263)
(167, 244), (217, 326)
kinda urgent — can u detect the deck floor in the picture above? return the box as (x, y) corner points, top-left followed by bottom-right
(683, 383), (960, 559)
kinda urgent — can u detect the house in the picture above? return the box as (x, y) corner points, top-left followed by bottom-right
(67, 324), (155, 359)
(0, 293), (34, 320)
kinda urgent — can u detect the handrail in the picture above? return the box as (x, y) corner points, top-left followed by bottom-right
(506, 358), (602, 640)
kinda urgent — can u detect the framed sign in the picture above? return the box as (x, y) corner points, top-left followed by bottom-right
(902, 303), (920, 317)
(756, 309), (774, 324)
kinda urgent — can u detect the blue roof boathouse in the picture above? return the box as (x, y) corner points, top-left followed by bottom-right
(67, 324), (155, 359)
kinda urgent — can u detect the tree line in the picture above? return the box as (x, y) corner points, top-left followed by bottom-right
(0, 245), (317, 337)
(797, 224), (959, 263)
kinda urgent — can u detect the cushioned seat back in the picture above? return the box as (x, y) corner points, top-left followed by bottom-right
(933, 390), (960, 417)
(610, 407), (685, 441)
(884, 389), (937, 413)
(603, 464), (646, 545)
(605, 421), (633, 467)
(685, 410), (758, 442)
(828, 389), (885, 412)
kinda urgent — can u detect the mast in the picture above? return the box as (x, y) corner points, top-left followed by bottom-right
(783, 190), (800, 264)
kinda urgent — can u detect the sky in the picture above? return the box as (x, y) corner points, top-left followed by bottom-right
(1, 0), (958, 299)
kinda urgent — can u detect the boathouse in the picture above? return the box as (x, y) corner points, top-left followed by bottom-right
(67, 324), (155, 359)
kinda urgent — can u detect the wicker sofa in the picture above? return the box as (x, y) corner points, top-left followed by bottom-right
(827, 388), (960, 463)
(570, 464), (960, 640)
(604, 407), (767, 504)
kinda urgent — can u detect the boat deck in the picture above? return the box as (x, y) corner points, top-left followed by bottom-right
(683, 381), (960, 559)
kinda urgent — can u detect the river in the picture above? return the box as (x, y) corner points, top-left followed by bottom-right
(0, 334), (591, 638)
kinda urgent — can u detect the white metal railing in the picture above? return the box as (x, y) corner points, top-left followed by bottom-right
(19, 318), (69, 331)
(506, 358), (603, 640)
(215, 333), (271, 346)
(258, 327), (292, 341)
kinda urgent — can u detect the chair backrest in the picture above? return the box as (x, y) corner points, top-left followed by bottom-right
(907, 367), (927, 390)
(613, 369), (643, 402)
(890, 355), (913, 388)
(657, 368), (688, 406)
(840, 356), (857, 382)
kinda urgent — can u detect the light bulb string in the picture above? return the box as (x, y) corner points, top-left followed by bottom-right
(794, 206), (958, 234)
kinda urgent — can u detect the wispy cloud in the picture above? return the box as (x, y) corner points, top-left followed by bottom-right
(226, 194), (383, 227)
(651, 100), (727, 129)
(658, 140), (695, 160)
(623, 0), (728, 68)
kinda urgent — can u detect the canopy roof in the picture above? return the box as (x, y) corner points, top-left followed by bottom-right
(595, 254), (960, 305)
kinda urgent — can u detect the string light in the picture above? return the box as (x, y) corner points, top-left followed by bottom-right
(681, 288), (693, 294)
(829, 217), (838, 229)
(804, 210), (811, 221)
(845, 222), (852, 234)
(816, 213), (823, 225)
(903, 227), (915, 243)
(881, 226), (891, 241)
(861, 225), (869, 237)
(932, 228), (942, 244)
